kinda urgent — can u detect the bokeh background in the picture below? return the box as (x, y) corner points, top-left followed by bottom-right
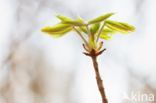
(0, 0), (156, 103)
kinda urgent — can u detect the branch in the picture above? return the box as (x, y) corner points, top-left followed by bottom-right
(91, 51), (108, 103)
(84, 49), (108, 103)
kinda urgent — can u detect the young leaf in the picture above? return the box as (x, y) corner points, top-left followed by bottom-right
(77, 17), (88, 33)
(99, 28), (116, 40)
(57, 15), (86, 26)
(88, 13), (114, 24)
(119, 22), (135, 32)
(90, 23), (100, 34)
(64, 20), (86, 26)
(42, 27), (72, 38)
(56, 15), (73, 21)
(99, 33), (112, 40)
(102, 28), (116, 34)
(77, 16), (85, 23)
(79, 26), (88, 34)
(41, 23), (71, 32)
(105, 20), (135, 33)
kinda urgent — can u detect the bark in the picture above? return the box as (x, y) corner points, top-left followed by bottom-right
(91, 55), (108, 103)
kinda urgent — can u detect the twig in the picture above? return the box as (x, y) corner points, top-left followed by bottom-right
(84, 49), (108, 103)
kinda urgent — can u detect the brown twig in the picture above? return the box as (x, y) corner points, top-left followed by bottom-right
(84, 49), (108, 103)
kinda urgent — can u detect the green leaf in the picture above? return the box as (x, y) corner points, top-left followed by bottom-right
(41, 23), (73, 38)
(41, 23), (71, 32)
(42, 27), (72, 38)
(79, 26), (88, 34)
(119, 22), (135, 32)
(56, 15), (73, 21)
(76, 16), (85, 23)
(99, 33), (112, 40)
(90, 23), (100, 34)
(102, 28), (116, 34)
(105, 20), (135, 33)
(99, 28), (116, 40)
(56, 15), (86, 26)
(77, 17), (88, 33)
(65, 20), (86, 26)
(88, 13), (114, 24)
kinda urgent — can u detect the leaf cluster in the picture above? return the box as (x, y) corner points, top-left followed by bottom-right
(41, 13), (135, 51)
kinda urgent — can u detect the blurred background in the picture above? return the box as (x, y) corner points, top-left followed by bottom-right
(0, 0), (156, 103)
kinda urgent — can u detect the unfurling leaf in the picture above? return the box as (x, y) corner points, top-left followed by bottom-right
(99, 33), (112, 40)
(88, 13), (114, 24)
(41, 23), (72, 38)
(90, 23), (100, 34)
(105, 20), (135, 33)
(76, 16), (85, 24)
(63, 20), (86, 26)
(79, 26), (87, 34)
(102, 28), (116, 34)
(42, 27), (72, 38)
(41, 23), (71, 32)
(56, 15), (73, 21)
(99, 28), (116, 40)
(57, 15), (86, 26)
(118, 22), (135, 32)
(77, 17), (88, 33)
